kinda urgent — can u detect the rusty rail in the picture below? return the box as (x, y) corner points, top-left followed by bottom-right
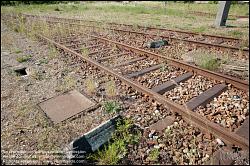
(36, 33), (248, 150)
(21, 13), (243, 41)
(89, 35), (249, 92)
(14, 14), (248, 91)
(19, 13), (249, 52)
(4, 12), (249, 150)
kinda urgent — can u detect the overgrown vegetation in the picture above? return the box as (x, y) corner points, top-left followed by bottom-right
(56, 75), (76, 92)
(160, 64), (168, 72)
(193, 52), (221, 71)
(30, 70), (44, 80)
(85, 77), (97, 94)
(228, 30), (244, 38)
(1, 2), (248, 38)
(148, 148), (160, 162)
(88, 118), (141, 165)
(105, 80), (117, 97)
(48, 44), (59, 60)
(16, 55), (32, 63)
(103, 101), (121, 114)
(81, 47), (89, 57)
(1, 1), (78, 6)
(14, 49), (22, 54)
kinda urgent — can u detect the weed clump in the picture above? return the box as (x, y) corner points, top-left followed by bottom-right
(105, 80), (117, 97)
(81, 47), (89, 57)
(194, 53), (220, 71)
(88, 118), (141, 165)
(85, 77), (97, 94)
(14, 49), (22, 54)
(56, 75), (76, 92)
(16, 55), (32, 63)
(148, 148), (160, 161)
(103, 101), (121, 114)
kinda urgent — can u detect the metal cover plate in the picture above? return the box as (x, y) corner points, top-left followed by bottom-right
(38, 90), (97, 124)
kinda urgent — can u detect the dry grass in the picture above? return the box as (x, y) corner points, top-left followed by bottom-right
(2, 2), (249, 38)
(105, 80), (117, 97)
(85, 77), (97, 94)
(56, 75), (76, 92)
(1, 32), (15, 49)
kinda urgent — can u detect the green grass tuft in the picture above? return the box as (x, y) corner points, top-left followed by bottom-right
(16, 55), (32, 63)
(103, 101), (121, 113)
(88, 118), (141, 165)
(194, 54), (220, 71)
(148, 148), (160, 161)
(14, 49), (22, 54)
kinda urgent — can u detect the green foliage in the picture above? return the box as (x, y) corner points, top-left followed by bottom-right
(16, 55), (32, 63)
(94, 4), (185, 17)
(194, 54), (220, 71)
(80, 47), (89, 57)
(148, 148), (160, 161)
(14, 49), (22, 54)
(39, 58), (49, 64)
(103, 101), (121, 114)
(88, 118), (141, 165)
(208, 1), (218, 4)
(48, 45), (58, 59)
(1, 1), (77, 6)
(56, 75), (76, 92)
(229, 30), (244, 38)
(89, 138), (126, 165)
(160, 64), (168, 72)
(193, 26), (207, 33)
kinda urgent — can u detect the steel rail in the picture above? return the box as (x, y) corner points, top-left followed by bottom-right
(21, 16), (249, 91)
(88, 35), (249, 92)
(36, 33), (248, 150)
(26, 16), (249, 52)
(21, 13), (245, 42)
(5, 13), (249, 91)
(4, 13), (249, 149)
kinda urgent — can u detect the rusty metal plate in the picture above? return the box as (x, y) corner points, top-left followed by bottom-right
(38, 90), (97, 124)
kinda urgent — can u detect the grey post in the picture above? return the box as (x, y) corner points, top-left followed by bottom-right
(215, 1), (231, 27)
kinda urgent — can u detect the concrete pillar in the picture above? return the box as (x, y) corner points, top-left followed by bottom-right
(215, 1), (231, 27)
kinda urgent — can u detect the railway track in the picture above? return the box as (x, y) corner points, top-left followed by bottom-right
(3, 14), (249, 164)
(17, 14), (249, 80)
(43, 32), (249, 145)
(18, 14), (249, 53)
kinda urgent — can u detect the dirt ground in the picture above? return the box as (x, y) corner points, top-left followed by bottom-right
(1, 21), (119, 164)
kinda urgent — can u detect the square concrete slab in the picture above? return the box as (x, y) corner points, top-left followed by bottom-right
(38, 90), (97, 124)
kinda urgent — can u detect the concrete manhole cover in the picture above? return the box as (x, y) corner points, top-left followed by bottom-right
(38, 90), (98, 124)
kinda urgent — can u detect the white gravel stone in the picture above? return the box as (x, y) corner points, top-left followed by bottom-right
(216, 138), (224, 146)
